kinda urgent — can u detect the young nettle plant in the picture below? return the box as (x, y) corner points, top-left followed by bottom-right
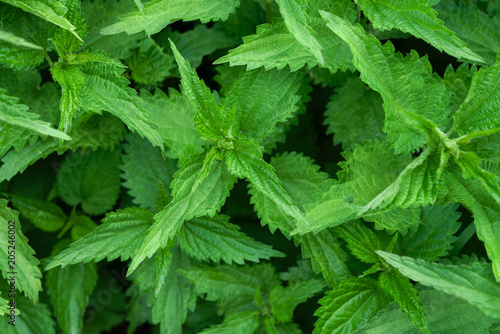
(0, 0), (499, 333)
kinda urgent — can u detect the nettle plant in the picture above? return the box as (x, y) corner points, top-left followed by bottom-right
(0, 0), (499, 333)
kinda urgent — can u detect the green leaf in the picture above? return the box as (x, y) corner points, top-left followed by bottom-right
(0, 0), (82, 41)
(0, 29), (42, 49)
(443, 63), (476, 113)
(300, 230), (349, 286)
(302, 141), (423, 234)
(149, 247), (196, 334)
(100, 0), (240, 36)
(128, 155), (236, 275)
(4, 193), (66, 232)
(223, 68), (303, 142)
(126, 38), (175, 86)
(313, 277), (390, 334)
(0, 89), (71, 140)
(377, 251), (500, 319)
(46, 259), (98, 334)
(435, 0), (500, 66)
(275, 0), (324, 66)
(215, 1), (356, 72)
(358, 288), (497, 334)
(444, 167), (500, 281)
(141, 88), (205, 162)
(200, 311), (260, 334)
(453, 61), (500, 135)
(179, 263), (279, 314)
(178, 214), (284, 264)
(225, 141), (309, 230)
(50, 62), (86, 132)
(453, 150), (500, 204)
(334, 220), (382, 265)
(80, 0), (142, 59)
(269, 278), (325, 323)
(0, 199), (42, 302)
(359, 148), (443, 214)
(52, 0), (87, 55)
(0, 6), (55, 69)
(171, 40), (231, 141)
(321, 12), (451, 154)
(358, 0), (484, 63)
(45, 207), (153, 269)
(400, 203), (461, 261)
(325, 77), (385, 149)
(0, 296), (55, 334)
(120, 132), (177, 211)
(55, 147), (121, 215)
(378, 269), (429, 334)
(80, 54), (163, 148)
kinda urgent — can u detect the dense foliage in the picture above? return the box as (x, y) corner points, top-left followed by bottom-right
(0, 0), (499, 333)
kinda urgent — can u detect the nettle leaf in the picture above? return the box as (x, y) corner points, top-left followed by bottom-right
(334, 220), (382, 265)
(223, 68), (302, 142)
(120, 132), (177, 211)
(358, 288), (497, 334)
(313, 277), (390, 334)
(0, 6), (55, 69)
(378, 251), (500, 319)
(358, 0), (483, 63)
(0, 296), (55, 334)
(325, 77), (385, 149)
(171, 40), (233, 141)
(100, 0), (240, 36)
(179, 262), (279, 314)
(178, 214), (284, 264)
(0, 199), (42, 302)
(435, 0), (500, 66)
(302, 141), (425, 234)
(275, 0), (324, 66)
(5, 193), (66, 232)
(0, 0), (82, 41)
(128, 155), (236, 275)
(444, 167), (500, 281)
(400, 203), (461, 261)
(141, 88), (205, 162)
(453, 61), (500, 135)
(80, 54), (163, 148)
(378, 269), (430, 334)
(55, 147), (121, 215)
(215, 0), (356, 72)
(50, 62), (87, 132)
(46, 207), (154, 269)
(321, 12), (451, 154)
(126, 38), (175, 86)
(200, 311), (260, 334)
(0, 89), (70, 141)
(80, 0), (142, 59)
(225, 141), (309, 231)
(46, 239), (98, 334)
(151, 247), (196, 334)
(52, 0), (87, 55)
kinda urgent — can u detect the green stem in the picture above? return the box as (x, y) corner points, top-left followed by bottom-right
(43, 50), (54, 67)
(265, 0), (273, 24)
